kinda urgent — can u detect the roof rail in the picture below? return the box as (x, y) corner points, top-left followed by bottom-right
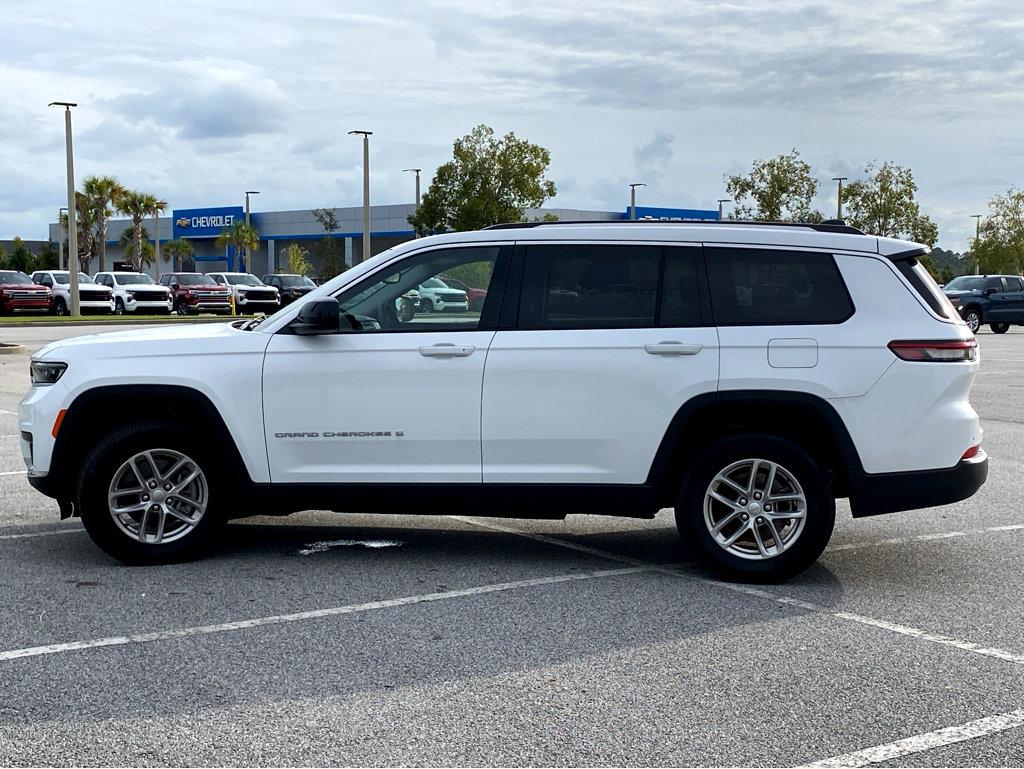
(484, 219), (867, 236)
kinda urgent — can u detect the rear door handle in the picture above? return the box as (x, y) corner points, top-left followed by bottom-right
(419, 343), (475, 357)
(644, 342), (703, 356)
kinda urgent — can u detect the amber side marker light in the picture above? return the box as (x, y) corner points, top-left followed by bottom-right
(51, 409), (67, 438)
(888, 339), (977, 362)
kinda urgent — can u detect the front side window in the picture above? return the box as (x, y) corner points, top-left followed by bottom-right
(985, 277), (1004, 292)
(333, 246), (501, 333)
(518, 244), (661, 329)
(706, 248), (853, 325)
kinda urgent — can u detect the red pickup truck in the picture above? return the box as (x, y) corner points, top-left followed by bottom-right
(0, 271), (51, 314)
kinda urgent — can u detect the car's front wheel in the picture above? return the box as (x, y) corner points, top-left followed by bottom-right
(113, 298), (126, 315)
(78, 424), (225, 564)
(52, 297), (68, 316)
(676, 434), (835, 582)
(964, 308), (982, 333)
(991, 322), (1010, 334)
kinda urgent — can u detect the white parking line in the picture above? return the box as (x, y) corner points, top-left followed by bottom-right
(803, 708), (1024, 767)
(827, 523), (1024, 552)
(0, 564), (652, 663)
(0, 529), (80, 541)
(0, 470), (25, 476)
(456, 518), (1024, 668)
(0, 410), (16, 416)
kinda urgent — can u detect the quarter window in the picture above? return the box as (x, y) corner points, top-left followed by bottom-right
(706, 248), (853, 325)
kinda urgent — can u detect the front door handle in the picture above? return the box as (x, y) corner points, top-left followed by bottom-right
(644, 341), (703, 356)
(419, 343), (475, 357)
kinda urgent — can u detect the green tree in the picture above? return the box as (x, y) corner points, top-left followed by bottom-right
(283, 243), (312, 276)
(408, 124), (557, 236)
(34, 241), (59, 270)
(215, 220), (260, 271)
(164, 239), (195, 272)
(60, 192), (98, 273)
(117, 189), (164, 270)
(119, 226), (154, 268)
(973, 189), (1024, 274)
(841, 161), (938, 246)
(0, 245), (6, 269)
(312, 207), (345, 279)
(7, 237), (36, 273)
(725, 149), (822, 222)
(82, 175), (124, 272)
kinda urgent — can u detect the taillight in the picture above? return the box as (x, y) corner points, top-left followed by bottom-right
(888, 339), (977, 362)
(962, 444), (981, 460)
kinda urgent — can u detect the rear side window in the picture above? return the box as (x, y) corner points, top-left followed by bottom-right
(519, 244), (660, 329)
(706, 248), (853, 325)
(895, 259), (955, 320)
(1008, 277), (1024, 292)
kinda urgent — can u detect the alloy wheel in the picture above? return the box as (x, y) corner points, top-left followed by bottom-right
(703, 458), (807, 560)
(965, 311), (980, 333)
(107, 449), (209, 545)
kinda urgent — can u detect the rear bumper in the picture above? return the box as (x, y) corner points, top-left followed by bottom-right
(849, 451), (988, 517)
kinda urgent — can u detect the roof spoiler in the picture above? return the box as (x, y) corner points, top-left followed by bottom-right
(886, 246), (930, 263)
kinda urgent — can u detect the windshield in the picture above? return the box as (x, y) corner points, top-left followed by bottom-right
(177, 274), (217, 286)
(226, 274), (263, 286)
(279, 275), (316, 287)
(0, 272), (33, 285)
(420, 277), (449, 289)
(52, 273), (94, 284)
(944, 276), (987, 291)
(115, 273), (156, 285)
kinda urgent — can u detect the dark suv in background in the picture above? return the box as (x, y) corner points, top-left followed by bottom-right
(943, 274), (1024, 333)
(263, 274), (317, 305)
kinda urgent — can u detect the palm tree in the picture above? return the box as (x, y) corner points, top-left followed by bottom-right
(164, 239), (195, 272)
(116, 189), (162, 271)
(214, 221), (260, 271)
(61, 191), (98, 273)
(82, 175), (124, 272)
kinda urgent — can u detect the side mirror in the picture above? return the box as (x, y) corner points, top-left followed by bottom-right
(291, 297), (340, 335)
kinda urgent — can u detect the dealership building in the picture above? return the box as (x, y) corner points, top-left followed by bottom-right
(47, 203), (718, 278)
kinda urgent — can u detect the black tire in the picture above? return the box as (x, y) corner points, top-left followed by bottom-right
(53, 297), (68, 316)
(991, 322), (1010, 334)
(675, 433), (835, 582)
(963, 308), (981, 333)
(77, 422), (226, 564)
(419, 299), (433, 314)
(114, 298), (126, 316)
(175, 300), (191, 316)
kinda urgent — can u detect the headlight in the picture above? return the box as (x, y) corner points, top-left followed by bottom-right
(31, 361), (67, 386)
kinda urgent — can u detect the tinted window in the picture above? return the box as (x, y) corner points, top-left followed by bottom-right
(707, 248), (853, 325)
(985, 278), (1004, 291)
(659, 248), (702, 327)
(1008, 277), (1024, 291)
(519, 244), (660, 329)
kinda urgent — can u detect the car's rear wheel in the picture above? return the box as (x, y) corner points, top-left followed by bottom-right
(964, 308), (981, 333)
(676, 434), (835, 582)
(991, 322), (1010, 334)
(78, 423), (225, 564)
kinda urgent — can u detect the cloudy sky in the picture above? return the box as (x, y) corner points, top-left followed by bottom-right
(2, 0), (1022, 251)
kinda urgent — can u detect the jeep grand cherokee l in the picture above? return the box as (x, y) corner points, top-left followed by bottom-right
(20, 221), (987, 581)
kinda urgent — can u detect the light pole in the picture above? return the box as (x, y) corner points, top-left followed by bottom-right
(972, 214), (983, 275)
(152, 200), (166, 281)
(717, 199), (731, 220)
(49, 101), (79, 316)
(403, 168), (422, 238)
(245, 190), (260, 272)
(58, 206), (68, 270)
(832, 177), (848, 220)
(629, 183), (646, 220)
(349, 130), (372, 263)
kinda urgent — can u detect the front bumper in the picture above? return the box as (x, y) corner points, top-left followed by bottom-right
(3, 299), (50, 312)
(125, 298), (172, 312)
(849, 450), (989, 517)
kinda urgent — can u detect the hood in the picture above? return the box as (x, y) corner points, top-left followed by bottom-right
(34, 321), (256, 361)
(0, 282), (48, 291)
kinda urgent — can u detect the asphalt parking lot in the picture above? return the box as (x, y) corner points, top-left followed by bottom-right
(1, 324), (1023, 767)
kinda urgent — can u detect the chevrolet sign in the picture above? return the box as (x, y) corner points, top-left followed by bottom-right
(172, 206), (245, 239)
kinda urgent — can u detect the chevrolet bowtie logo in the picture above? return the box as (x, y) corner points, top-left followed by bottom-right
(176, 217), (190, 228)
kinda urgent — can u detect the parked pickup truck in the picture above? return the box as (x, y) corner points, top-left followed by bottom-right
(943, 274), (1024, 334)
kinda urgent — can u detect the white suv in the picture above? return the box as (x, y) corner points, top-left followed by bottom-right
(93, 271), (172, 314)
(416, 276), (469, 313)
(207, 272), (280, 313)
(31, 270), (114, 315)
(20, 221), (987, 580)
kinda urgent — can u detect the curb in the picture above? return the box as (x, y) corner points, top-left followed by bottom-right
(0, 344), (27, 355)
